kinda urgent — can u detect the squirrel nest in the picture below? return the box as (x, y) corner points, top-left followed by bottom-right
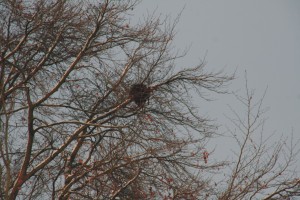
(130, 83), (151, 106)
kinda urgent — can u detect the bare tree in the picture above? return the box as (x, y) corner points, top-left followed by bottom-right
(0, 0), (231, 199)
(0, 1), (299, 200)
(214, 80), (300, 200)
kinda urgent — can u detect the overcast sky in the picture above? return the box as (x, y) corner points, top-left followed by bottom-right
(135, 0), (300, 161)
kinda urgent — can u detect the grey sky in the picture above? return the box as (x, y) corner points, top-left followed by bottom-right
(136, 0), (300, 161)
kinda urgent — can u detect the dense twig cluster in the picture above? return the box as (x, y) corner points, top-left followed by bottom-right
(129, 83), (151, 106)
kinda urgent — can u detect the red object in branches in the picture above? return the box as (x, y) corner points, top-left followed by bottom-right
(145, 114), (153, 122)
(203, 151), (209, 164)
(166, 177), (173, 183)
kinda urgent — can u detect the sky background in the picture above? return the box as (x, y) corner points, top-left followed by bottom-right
(135, 0), (300, 163)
